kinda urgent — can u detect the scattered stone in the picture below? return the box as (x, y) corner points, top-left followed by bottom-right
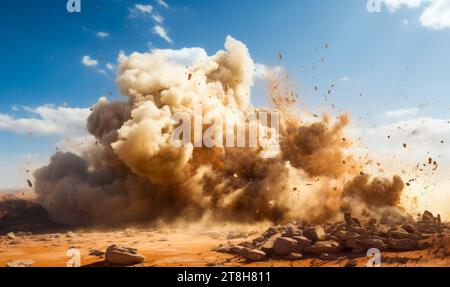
(292, 236), (312, 251)
(345, 259), (357, 267)
(105, 245), (146, 266)
(286, 252), (303, 260)
(344, 213), (361, 226)
(244, 249), (266, 261)
(6, 260), (34, 267)
(260, 233), (281, 255)
(422, 211), (434, 222)
(6, 232), (15, 239)
(388, 228), (421, 240)
(227, 231), (247, 240)
(229, 245), (248, 255)
(304, 240), (340, 255)
(89, 248), (105, 257)
(388, 238), (420, 251)
(272, 237), (299, 256)
(66, 231), (76, 238)
(304, 226), (326, 242)
(238, 241), (254, 249)
(216, 211), (447, 261)
(362, 238), (386, 251)
(320, 253), (338, 260)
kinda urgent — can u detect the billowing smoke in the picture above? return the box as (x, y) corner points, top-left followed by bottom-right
(34, 36), (406, 226)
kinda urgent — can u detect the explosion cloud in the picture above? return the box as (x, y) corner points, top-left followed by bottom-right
(34, 36), (407, 226)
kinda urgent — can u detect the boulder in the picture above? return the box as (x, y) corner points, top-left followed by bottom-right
(272, 237), (299, 256)
(422, 210), (434, 222)
(88, 249), (105, 257)
(292, 236), (313, 251)
(229, 245), (248, 255)
(286, 252), (303, 260)
(260, 233), (281, 255)
(6, 232), (15, 239)
(401, 224), (415, 234)
(244, 249), (266, 261)
(344, 213), (361, 226)
(304, 240), (340, 254)
(362, 238), (386, 250)
(303, 226), (326, 242)
(387, 238), (420, 251)
(105, 245), (146, 266)
(388, 228), (421, 240)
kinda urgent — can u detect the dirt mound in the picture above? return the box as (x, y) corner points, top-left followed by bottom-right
(0, 195), (63, 234)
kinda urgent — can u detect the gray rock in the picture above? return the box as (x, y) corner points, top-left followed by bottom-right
(244, 249), (266, 261)
(260, 233), (281, 255)
(304, 240), (340, 254)
(229, 245), (248, 255)
(89, 249), (105, 257)
(320, 253), (338, 260)
(422, 210), (434, 222)
(227, 231), (247, 240)
(401, 224), (415, 233)
(388, 228), (421, 240)
(105, 245), (146, 265)
(272, 237), (299, 256)
(291, 236), (312, 251)
(362, 238), (386, 250)
(6, 232), (15, 240)
(6, 260), (34, 267)
(286, 252), (303, 260)
(387, 238), (420, 251)
(303, 226), (326, 242)
(344, 213), (361, 226)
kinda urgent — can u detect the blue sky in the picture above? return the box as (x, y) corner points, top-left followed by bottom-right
(1, 0), (450, 191)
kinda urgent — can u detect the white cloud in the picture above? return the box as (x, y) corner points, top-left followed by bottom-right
(152, 13), (164, 23)
(157, 0), (170, 9)
(254, 63), (282, 80)
(96, 31), (109, 39)
(380, 0), (450, 29)
(420, 0), (450, 29)
(338, 76), (351, 82)
(153, 25), (172, 43)
(118, 50), (127, 62)
(385, 107), (420, 117)
(81, 55), (98, 67)
(402, 18), (410, 25)
(0, 105), (91, 136)
(129, 4), (153, 17)
(106, 63), (114, 71)
(383, 0), (426, 12)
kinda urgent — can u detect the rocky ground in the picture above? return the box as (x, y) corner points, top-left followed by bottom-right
(215, 211), (450, 266)
(0, 194), (449, 267)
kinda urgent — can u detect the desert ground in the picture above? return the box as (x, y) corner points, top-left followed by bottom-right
(0, 225), (449, 267)
(1, 194), (449, 267)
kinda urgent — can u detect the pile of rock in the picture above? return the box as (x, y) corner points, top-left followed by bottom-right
(215, 211), (447, 261)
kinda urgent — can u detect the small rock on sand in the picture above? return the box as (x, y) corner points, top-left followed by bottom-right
(6, 232), (15, 239)
(6, 260), (34, 267)
(105, 245), (146, 266)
